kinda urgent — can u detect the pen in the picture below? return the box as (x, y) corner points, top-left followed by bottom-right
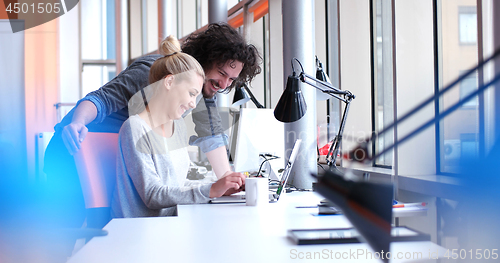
(296, 206), (318, 208)
(393, 202), (427, 208)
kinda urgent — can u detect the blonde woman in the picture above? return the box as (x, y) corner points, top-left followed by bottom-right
(111, 36), (245, 218)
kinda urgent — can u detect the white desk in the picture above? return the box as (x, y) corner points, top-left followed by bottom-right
(69, 192), (444, 263)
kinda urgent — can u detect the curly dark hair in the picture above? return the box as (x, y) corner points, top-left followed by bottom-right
(181, 22), (262, 90)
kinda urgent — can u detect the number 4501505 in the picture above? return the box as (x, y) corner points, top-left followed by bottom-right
(5, 3), (61, 14)
(444, 249), (498, 260)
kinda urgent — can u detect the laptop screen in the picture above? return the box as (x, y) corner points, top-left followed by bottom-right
(275, 139), (302, 198)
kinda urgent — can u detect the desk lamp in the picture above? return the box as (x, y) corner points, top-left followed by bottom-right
(274, 58), (355, 170)
(232, 83), (265, 108)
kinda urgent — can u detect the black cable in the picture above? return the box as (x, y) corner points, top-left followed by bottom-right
(257, 154), (279, 177)
(317, 163), (327, 172)
(286, 183), (313, 193)
(257, 155), (270, 177)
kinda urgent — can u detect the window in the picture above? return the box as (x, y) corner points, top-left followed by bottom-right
(440, 0), (480, 173)
(458, 6), (477, 45)
(459, 71), (478, 108)
(81, 0), (117, 96)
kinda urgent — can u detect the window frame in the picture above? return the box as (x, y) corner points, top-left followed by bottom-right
(79, 0), (118, 99)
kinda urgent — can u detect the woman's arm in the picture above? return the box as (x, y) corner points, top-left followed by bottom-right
(190, 97), (233, 178)
(205, 146), (232, 179)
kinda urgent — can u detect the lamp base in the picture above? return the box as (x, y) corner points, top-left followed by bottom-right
(318, 155), (341, 165)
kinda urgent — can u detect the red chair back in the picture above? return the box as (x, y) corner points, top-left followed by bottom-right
(74, 132), (119, 209)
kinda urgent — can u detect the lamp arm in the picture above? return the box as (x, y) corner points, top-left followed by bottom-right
(326, 98), (352, 168)
(300, 72), (352, 97)
(295, 68), (355, 169)
(244, 84), (265, 108)
(304, 79), (347, 102)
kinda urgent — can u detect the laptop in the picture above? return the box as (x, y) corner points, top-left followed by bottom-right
(210, 139), (302, 204)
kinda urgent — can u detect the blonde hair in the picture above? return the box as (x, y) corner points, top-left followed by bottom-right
(149, 35), (205, 85)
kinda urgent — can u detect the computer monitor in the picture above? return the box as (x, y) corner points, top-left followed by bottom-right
(229, 108), (284, 176)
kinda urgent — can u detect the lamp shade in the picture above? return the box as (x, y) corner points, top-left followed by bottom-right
(274, 73), (307, 122)
(232, 85), (251, 107)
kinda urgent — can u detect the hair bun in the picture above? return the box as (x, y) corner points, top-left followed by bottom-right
(159, 35), (181, 56)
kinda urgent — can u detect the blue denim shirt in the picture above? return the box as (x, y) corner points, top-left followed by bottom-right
(188, 96), (228, 153)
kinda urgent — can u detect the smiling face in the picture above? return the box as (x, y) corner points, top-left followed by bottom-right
(164, 71), (204, 120)
(202, 60), (244, 98)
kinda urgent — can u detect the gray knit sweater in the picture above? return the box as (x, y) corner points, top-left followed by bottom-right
(111, 115), (213, 218)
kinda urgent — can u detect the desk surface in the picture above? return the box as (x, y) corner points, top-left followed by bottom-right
(69, 192), (443, 263)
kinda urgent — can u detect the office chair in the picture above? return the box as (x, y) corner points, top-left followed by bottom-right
(74, 132), (119, 231)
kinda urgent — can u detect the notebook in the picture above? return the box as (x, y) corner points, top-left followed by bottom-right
(210, 139), (302, 204)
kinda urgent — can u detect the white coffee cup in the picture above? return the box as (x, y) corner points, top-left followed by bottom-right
(245, 177), (269, 206)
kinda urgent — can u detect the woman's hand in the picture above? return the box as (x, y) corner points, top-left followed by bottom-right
(209, 171), (246, 198)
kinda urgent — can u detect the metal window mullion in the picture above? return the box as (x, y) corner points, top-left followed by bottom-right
(381, 0), (394, 168)
(82, 59), (117, 66)
(102, 0), (107, 60)
(370, 0), (377, 167)
(101, 0), (108, 85)
(79, 2), (83, 99)
(477, 0), (486, 159)
(176, 0), (181, 39)
(433, 0), (442, 174)
(326, 0), (341, 161)
(196, 0), (202, 29)
(263, 14), (270, 108)
(324, 0), (330, 141)
(240, 2), (252, 109)
(116, 0), (129, 73)
(141, 0), (148, 55)
(391, 0), (399, 215)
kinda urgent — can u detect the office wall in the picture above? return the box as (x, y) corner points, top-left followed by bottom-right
(17, 14), (59, 180)
(58, 3), (80, 104)
(1, 4), (73, 182)
(0, 20), (27, 178)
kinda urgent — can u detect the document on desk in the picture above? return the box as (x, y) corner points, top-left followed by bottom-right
(288, 226), (430, 245)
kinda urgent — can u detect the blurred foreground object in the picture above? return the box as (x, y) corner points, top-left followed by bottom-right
(314, 169), (393, 263)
